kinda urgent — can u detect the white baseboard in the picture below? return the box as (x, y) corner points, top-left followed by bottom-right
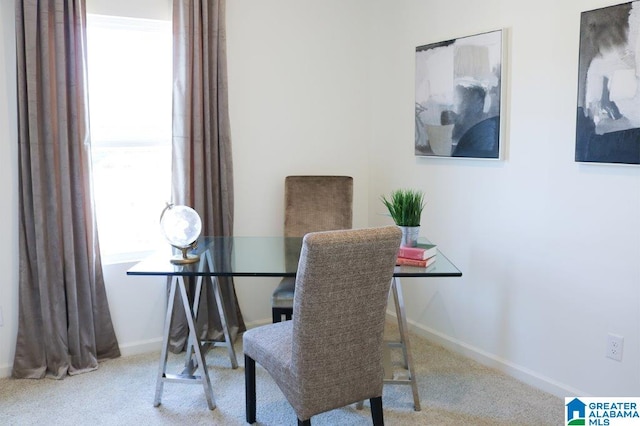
(0, 364), (11, 378)
(117, 337), (164, 357)
(244, 318), (272, 330)
(386, 312), (586, 398)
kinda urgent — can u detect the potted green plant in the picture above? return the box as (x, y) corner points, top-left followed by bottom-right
(381, 189), (425, 247)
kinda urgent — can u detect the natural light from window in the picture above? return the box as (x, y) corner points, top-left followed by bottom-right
(86, 14), (172, 264)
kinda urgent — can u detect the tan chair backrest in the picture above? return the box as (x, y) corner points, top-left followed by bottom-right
(290, 226), (401, 419)
(284, 176), (353, 237)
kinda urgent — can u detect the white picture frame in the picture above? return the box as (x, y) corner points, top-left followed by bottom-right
(415, 29), (505, 159)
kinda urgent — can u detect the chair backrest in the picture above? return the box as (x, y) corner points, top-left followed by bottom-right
(284, 175), (353, 237)
(291, 226), (401, 416)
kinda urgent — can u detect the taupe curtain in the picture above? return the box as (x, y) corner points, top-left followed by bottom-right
(13, 0), (120, 379)
(169, 0), (245, 352)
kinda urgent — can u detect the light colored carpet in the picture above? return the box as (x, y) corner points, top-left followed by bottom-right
(0, 325), (563, 425)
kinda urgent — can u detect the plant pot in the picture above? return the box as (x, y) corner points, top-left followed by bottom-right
(426, 123), (454, 156)
(399, 226), (420, 247)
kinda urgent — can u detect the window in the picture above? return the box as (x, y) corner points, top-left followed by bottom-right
(86, 14), (172, 263)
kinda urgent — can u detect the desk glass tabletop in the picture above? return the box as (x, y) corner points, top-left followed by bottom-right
(127, 236), (462, 278)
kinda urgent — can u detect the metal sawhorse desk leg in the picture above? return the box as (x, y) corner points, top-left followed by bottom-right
(357, 276), (421, 412)
(154, 250), (239, 410)
(154, 274), (216, 410)
(384, 277), (421, 411)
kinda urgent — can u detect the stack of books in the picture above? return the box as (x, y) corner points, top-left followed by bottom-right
(396, 243), (437, 267)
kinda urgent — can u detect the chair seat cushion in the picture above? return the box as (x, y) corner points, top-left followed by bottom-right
(271, 277), (295, 308)
(243, 321), (296, 395)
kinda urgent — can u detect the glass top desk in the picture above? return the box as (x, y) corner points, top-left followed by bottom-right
(128, 236), (462, 411)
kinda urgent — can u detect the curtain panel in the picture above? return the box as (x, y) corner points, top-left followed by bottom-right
(13, 0), (120, 379)
(170, 0), (245, 352)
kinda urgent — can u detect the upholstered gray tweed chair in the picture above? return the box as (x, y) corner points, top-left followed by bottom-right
(271, 175), (353, 323)
(244, 226), (402, 425)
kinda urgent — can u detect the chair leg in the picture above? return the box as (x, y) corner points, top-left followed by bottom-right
(298, 419), (311, 426)
(272, 307), (294, 323)
(245, 355), (256, 424)
(370, 396), (384, 426)
(272, 308), (281, 323)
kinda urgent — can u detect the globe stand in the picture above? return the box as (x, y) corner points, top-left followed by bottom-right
(170, 245), (200, 265)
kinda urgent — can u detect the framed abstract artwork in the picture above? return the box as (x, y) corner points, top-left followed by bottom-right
(414, 29), (504, 159)
(576, 1), (640, 165)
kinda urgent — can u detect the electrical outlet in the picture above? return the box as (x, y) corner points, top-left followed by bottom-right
(606, 334), (624, 361)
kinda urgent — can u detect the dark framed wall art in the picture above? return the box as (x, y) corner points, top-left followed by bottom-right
(414, 29), (504, 159)
(576, 1), (640, 165)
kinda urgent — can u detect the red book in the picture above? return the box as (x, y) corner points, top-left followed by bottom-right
(396, 255), (436, 268)
(397, 244), (437, 260)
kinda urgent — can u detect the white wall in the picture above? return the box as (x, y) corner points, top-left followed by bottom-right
(226, 0), (372, 323)
(367, 0), (640, 397)
(1, 0), (639, 399)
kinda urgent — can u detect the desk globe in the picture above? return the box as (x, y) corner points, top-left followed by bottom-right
(159, 203), (202, 264)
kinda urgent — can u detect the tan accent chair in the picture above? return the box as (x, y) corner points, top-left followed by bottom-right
(271, 175), (353, 322)
(244, 226), (402, 425)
